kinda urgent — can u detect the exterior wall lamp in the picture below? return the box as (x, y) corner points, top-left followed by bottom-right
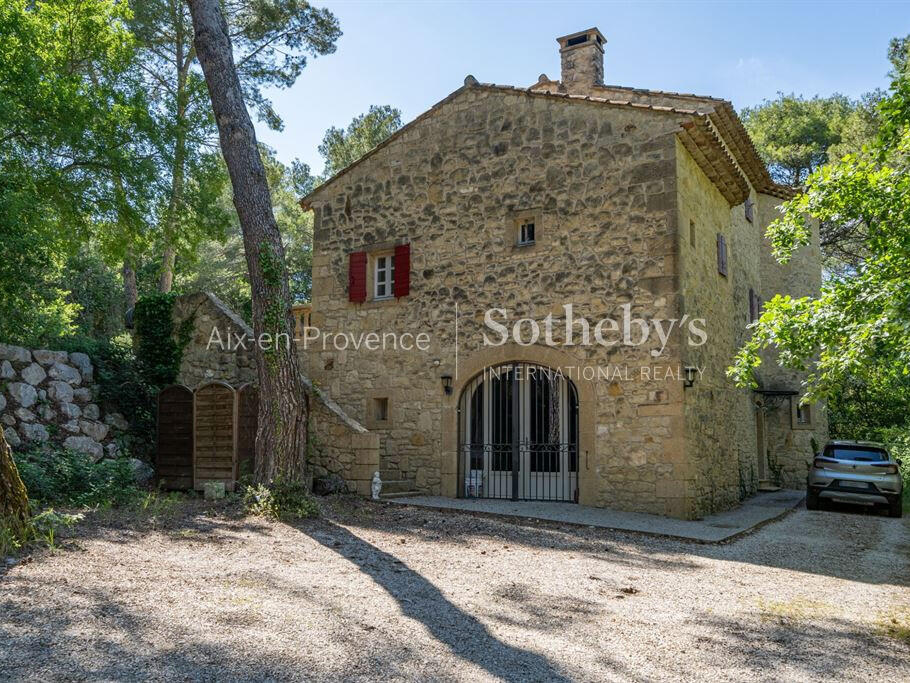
(441, 375), (453, 395)
(683, 366), (698, 388)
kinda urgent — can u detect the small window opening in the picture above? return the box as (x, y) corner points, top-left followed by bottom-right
(566, 35), (588, 47)
(374, 254), (395, 300)
(689, 219), (696, 247)
(519, 221), (536, 245)
(374, 397), (389, 422)
(796, 404), (811, 425)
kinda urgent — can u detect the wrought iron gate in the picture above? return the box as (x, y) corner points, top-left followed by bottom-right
(457, 362), (579, 502)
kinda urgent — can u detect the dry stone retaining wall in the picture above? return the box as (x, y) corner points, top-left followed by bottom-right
(0, 343), (129, 460)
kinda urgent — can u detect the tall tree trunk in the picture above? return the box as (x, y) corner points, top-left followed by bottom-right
(159, 244), (176, 293)
(0, 429), (30, 529)
(188, 0), (308, 483)
(159, 21), (190, 295)
(123, 256), (138, 312)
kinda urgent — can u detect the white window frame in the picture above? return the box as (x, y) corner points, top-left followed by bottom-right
(373, 254), (395, 300)
(518, 219), (536, 246)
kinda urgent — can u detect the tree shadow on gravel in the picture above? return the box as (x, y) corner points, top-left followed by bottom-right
(323, 498), (910, 587)
(688, 611), (910, 679)
(297, 519), (574, 682)
(321, 498), (702, 574)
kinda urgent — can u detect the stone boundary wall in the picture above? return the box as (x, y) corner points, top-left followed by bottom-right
(0, 344), (129, 460)
(306, 377), (380, 497)
(173, 293), (379, 494)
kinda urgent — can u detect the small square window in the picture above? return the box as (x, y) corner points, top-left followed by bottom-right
(518, 220), (535, 245)
(374, 255), (395, 300)
(791, 397), (814, 429)
(373, 397), (389, 422)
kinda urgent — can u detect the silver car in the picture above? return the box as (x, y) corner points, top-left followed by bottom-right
(807, 441), (903, 517)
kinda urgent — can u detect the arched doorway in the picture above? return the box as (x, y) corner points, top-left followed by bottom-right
(457, 362), (579, 502)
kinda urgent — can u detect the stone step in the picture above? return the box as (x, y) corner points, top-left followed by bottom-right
(380, 490), (423, 500)
(757, 479), (782, 492)
(379, 479), (418, 494)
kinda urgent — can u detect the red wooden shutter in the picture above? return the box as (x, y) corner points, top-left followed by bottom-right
(348, 251), (367, 303)
(393, 243), (410, 298)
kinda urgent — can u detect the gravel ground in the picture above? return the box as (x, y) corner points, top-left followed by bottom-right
(1, 496), (908, 682)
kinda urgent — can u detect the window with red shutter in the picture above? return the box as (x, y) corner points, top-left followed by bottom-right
(348, 251), (367, 303)
(393, 243), (410, 298)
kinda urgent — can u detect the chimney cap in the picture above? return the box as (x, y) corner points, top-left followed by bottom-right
(556, 27), (606, 52)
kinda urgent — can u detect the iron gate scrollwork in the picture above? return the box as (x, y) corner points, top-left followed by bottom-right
(457, 362), (579, 502)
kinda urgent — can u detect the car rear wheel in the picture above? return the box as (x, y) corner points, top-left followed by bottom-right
(806, 489), (820, 510)
(888, 498), (903, 518)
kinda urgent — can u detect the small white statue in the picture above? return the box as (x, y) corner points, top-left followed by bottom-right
(371, 471), (382, 500)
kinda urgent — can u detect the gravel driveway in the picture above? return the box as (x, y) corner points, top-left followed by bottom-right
(1, 497), (908, 681)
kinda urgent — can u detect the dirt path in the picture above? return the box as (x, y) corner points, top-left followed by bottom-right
(1, 498), (908, 681)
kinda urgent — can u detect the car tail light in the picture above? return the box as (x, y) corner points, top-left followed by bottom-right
(883, 464), (899, 475)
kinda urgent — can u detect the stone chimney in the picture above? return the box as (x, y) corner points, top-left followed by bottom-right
(557, 28), (606, 92)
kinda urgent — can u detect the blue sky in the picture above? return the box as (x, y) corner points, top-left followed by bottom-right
(255, 0), (910, 173)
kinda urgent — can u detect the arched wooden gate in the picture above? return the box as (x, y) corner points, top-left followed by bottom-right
(194, 381), (237, 492)
(156, 385), (194, 490)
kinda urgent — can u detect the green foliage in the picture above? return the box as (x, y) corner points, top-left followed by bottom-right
(60, 335), (157, 459)
(1, 509), (82, 556)
(742, 94), (860, 186)
(243, 479), (319, 520)
(63, 248), (127, 340)
(180, 147), (315, 311)
(128, 0), (340, 289)
(14, 447), (140, 509)
(318, 105), (402, 178)
(730, 69), (910, 403)
(0, 0), (159, 345)
(134, 292), (191, 387)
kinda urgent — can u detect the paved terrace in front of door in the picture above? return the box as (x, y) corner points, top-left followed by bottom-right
(386, 489), (806, 543)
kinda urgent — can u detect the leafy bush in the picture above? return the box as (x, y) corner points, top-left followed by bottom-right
(243, 479), (319, 520)
(1, 509), (82, 556)
(59, 335), (157, 459)
(133, 292), (193, 388)
(13, 447), (141, 508)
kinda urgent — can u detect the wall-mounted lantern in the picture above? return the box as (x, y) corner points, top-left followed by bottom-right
(683, 366), (698, 388)
(441, 374), (453, 395)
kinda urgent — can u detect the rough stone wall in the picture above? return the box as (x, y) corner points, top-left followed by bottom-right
(304, 86), (693, 516)
(173, 292), (257, 389)
(676, 141), (762, 516)
(0, 344), (129, 460)
(307, 382), (380, 497)
(756, 193), (829, 486)
(173, 293), (379, 493)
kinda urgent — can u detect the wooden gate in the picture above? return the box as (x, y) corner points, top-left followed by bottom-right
(236, 383), (258, 480)
(194, 381), (237, 491)
(156, 385), (194, 490)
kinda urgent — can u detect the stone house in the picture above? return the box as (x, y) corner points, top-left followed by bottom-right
(298, 28), (827, 519)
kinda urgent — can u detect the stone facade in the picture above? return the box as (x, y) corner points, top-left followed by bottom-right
(0, 343), (129, 460)
(174, 292), (257, 388)
(297, 28), (826, 518)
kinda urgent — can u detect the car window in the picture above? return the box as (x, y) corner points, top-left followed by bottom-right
(826, 446), (888, 462)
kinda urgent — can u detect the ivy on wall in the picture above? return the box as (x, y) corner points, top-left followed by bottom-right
(134, 293), (194, 388)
